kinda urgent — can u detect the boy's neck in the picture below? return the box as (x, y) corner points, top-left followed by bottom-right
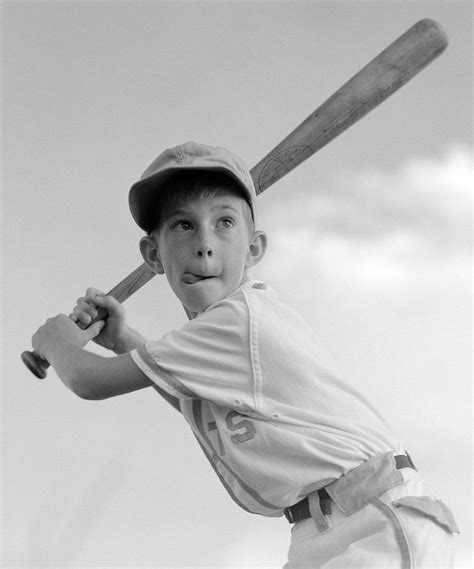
(183, 273), (252, 321)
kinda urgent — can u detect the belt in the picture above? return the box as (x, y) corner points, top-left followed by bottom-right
(284, 453), (416, 524)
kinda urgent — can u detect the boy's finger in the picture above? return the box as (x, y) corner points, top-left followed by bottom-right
(74, 296), (95, 314)
(76, 298), (98, 318)
(95, 294), (124, 316)
(85, 287), (106, 301)
(72, 306), (94, 325)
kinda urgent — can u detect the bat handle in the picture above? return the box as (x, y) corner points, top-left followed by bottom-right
(21, 350), (50, 379)
(22, 305), (110, 379)
(22, 263), (156, 380)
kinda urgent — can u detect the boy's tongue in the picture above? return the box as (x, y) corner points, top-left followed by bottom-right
(183, 273), (209, 284)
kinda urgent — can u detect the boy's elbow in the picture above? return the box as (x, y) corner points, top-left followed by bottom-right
(68, 371), (109, 401)
(74, 386), (107, 400)
(70, 378), (97, 400)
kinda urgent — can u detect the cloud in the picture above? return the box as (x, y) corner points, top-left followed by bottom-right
(257, 145), (473, 290)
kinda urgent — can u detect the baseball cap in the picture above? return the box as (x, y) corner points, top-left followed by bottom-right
(129, 141), (256, 232)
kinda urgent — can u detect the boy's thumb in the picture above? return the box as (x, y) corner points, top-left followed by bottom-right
(96, 295), (122, 314)
(87, 319), (106, 339)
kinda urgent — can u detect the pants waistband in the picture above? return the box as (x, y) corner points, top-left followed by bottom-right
(284, 452), (416, 524)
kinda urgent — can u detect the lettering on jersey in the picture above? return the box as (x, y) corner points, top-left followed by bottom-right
(226, 410), (256, 444)
(207, 412), (256, 456)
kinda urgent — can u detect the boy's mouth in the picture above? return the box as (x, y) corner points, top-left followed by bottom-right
(182, 273), (216, 284)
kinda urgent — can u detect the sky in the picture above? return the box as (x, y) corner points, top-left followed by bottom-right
(1, 1), (472, 568)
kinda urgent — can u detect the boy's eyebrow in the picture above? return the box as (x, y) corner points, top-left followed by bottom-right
(214, 203), (241, 214)
(166, 207), (193, 218)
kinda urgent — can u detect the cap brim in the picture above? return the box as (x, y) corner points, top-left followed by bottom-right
(129, 164), (255, 232)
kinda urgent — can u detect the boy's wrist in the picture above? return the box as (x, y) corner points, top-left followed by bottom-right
(46, 339), (76, 365)
(46, 341), (86, 386)
(112, 327), (146, 354)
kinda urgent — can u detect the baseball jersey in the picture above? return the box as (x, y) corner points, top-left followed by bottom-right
(131, 280), (402, 517)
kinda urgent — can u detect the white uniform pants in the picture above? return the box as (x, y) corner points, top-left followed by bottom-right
(284, 454), (458, 568)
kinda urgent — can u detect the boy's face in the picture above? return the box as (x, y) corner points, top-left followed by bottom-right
(144, 190), (265, 316)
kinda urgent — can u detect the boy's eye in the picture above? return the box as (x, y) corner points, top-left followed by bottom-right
(172, 220), (193, 231)
(219, 218), (234, 229)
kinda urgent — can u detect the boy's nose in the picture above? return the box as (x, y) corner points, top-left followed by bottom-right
(196, 230), (214, 257)
(197, 247), (213, 257)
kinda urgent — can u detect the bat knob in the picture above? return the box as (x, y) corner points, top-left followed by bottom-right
(21, 350), (50, 379)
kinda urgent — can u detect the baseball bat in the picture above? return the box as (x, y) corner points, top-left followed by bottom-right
(22, 18), (448, 379)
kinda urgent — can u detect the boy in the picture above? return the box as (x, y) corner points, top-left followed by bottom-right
(32, 141), (458, 567)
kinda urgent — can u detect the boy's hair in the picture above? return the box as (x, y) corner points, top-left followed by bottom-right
(149, 170), (254, 235)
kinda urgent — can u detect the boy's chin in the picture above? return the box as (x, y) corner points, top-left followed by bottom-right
(183, 294), (220, 315)
(181, 283), (234, 315)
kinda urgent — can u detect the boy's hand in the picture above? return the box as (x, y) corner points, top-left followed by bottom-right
(70, 288), (129, 352)
(32, 314), (104, 361)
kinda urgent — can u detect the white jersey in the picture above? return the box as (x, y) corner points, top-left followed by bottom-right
(131, 280), (401, 517)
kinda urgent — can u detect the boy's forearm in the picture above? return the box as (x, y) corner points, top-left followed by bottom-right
(47, 342), (105, 398)
(47, 341), (153, 400)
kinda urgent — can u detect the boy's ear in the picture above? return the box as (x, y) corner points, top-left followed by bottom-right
(140, 235), (165, 275)
(245, 230), (268, 269)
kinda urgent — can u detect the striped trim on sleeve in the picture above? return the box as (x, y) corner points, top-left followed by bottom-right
(132, 344), (198, 399)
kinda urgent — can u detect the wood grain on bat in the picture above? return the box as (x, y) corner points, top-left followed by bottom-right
(251, 19), (448, 193)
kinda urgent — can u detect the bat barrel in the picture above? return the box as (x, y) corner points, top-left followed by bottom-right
(251, 19), (448, 193)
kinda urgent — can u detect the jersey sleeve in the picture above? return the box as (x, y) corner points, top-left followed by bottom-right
(130, 292), (255, 408)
